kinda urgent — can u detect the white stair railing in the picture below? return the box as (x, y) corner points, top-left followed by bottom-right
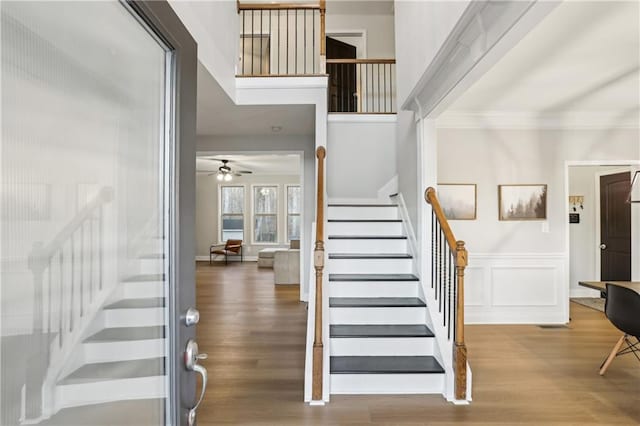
(25, 187), (114, 420)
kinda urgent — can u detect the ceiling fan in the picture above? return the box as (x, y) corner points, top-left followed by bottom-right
(207, 159), (253, 181)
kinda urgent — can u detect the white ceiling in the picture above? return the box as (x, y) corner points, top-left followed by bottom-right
(442, 1), (640, 121)
(197, 62), (315, 136)
(196, 154), (301, 176)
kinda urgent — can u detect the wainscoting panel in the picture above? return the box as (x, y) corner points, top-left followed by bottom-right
(465, 253), (568, 324)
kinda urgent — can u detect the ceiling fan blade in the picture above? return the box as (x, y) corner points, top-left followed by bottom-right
(237, 170), (253, 174)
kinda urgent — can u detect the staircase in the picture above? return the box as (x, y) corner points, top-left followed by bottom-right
(326, 202), (445, 394)
(47, 240), (167, 415)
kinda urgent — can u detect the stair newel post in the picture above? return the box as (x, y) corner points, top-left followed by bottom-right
(454, 240), (468, 400)
(312, 146), (326, 401)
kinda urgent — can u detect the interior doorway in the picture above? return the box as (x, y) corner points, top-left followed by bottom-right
(567, 163), (636, 299)
(326, 36), (357, 112)
(599, 171), (632, 281)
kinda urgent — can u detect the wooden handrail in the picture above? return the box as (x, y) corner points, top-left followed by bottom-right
(312, 146), (326, 401)
(425, 186), (468, 401)
(238, 2), (320, 11)
(326, 58), (396, 64)
(425, 187), (458, 253)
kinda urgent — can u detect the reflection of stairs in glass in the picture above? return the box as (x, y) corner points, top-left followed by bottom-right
(50, 256), (168, 414)
(40, 399), (165, 425)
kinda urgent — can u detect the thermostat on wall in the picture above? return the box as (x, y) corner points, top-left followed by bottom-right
(569, 213), (580, 224)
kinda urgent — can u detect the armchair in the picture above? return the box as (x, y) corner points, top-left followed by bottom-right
(210, 239), (243, 265)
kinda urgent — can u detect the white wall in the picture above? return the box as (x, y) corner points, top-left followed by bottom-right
(394, 1), (470, 106)
(327, 116), (396, 199)
(196, 173), (300, 258)
(169, 0), (238, 98)
(437, 127), (639, 323)
(197, 134), (315, 300)
(326, 13), (395, 58)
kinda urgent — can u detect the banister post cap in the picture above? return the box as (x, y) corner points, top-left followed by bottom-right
(316, 146), (326, 159)
(425, 187), (436, 203)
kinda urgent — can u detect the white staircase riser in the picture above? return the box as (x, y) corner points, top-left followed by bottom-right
(55, 376), (166, 410)
(327, 239), (407, 254)
(82, 339), (166, 364)
(330, 281), (419, 298)
(329, 258), (412, 274)
(101, 308), (166, 328)
(330, 307), (426, 324)
(138, 258), (164, 275)
(330, 373), (445, 394)
(328, 206), (398, 220)
(122, 281), (165, 299)
(328, 222), (403, 236)
(330, 337), (434, 356)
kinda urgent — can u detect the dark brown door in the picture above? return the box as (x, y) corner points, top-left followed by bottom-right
(326, 37), (357, 112)
(600, 172), (632, 281)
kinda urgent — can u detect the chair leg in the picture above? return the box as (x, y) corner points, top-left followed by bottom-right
(599, 334), (626, 375)
(225, 252), (228, 265)
(209, 252), (212, 265)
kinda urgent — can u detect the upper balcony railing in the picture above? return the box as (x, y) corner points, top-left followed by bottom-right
(237, 2), (325, 76)
(237, 1), (396, 113)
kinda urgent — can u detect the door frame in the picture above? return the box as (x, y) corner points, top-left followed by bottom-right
(564, 160), (640, 299)
(124, 1), (197, 425)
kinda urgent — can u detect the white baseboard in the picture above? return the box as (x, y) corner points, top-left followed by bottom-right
(195, 256), (258, 262)
(570, 288), (601, 298)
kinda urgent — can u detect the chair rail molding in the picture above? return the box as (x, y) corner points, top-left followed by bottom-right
(401, 0), (559, 118)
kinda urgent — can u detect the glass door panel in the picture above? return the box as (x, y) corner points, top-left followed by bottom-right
(1, 1), (172, 424)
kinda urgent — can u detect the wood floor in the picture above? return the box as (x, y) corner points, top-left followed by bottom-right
(196, 261), (640, 425)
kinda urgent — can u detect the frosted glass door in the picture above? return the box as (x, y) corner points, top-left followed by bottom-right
(1, 1), (172, 424)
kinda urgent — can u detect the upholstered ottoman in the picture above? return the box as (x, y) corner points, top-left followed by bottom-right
(257, 248), (279, 268)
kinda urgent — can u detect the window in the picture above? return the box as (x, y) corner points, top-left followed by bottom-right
(287, 185), (301, 241)
(253, 185), (277, 243)
(220, 186), (244, 241)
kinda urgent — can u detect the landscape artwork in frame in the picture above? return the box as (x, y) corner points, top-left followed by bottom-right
(499, 184), (547, 220)
(437, 184), (477, 220)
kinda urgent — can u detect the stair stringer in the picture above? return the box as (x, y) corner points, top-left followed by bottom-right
(418, 254), (473, 404)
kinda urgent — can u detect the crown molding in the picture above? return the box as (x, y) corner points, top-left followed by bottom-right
(436, 111), (640, 130)
(402, 1), (560, 119)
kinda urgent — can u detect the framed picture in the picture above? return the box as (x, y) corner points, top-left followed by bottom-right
(499, 184), (547, 220)
(437, 184), (477, 220)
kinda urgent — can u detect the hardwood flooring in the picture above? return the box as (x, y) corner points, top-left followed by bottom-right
(196, 261), (640, 425)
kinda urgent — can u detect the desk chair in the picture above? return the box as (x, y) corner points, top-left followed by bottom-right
(210, 239), (243, 265)
(599, 283), (640, 375)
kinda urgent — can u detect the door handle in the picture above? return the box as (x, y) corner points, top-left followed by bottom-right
(184, 339), (208, 426)
(600, 243), (607, 250)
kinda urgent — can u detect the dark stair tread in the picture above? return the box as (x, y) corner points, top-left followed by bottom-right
(331, 324), (434, 338)
(122, 274), (165, 283)
(328, 204), (398, 207)
(329, 273), (419, 282)
(329, 253), (412, 259)
(104, 298), (165, 310)
(330, 356), (444, 374)
(60, 358), (165, 385)
(328, 219), (402, 223)
(330, 297), (426, 307)
(329, 235), (407, 240)
(85, 326), (165, 342)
